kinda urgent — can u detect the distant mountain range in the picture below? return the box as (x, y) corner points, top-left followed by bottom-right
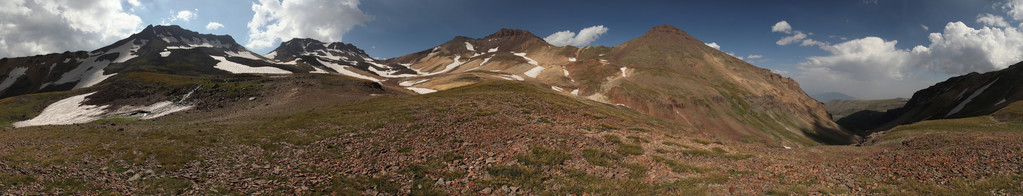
(811, 92), (858, 102)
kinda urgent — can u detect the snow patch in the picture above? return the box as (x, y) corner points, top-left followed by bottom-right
(400, 79), (430, 87)
(265, 51), (278, 59)
(55, 54), (117, 89)
(225, 50), (265, 61)
(954, 88), (969, 100)
(512, 52), (538, 65)
(947, 78), (999, 117)
(488, 47), (499, 53)
(159, 51), (171, 57)
(996, 99), (1007, 106)
(570, 89), (579, 95)
(480, 55), (494, 67)
(509, 74), (524, 81)
(406, 87), (437, 94)
(465, 42), (474, 51)
(13, 92), (108, 128)
(551, 86), (564, 92)
(212, 56), (291, 74)
(620, 67), (628, 77)
(109, 39), (144, 63)
(524, 66), (545, 78)
(568, 57), (577, 62)
(309, 66), (329, 74)
(110, 101), (194, 120)
(316, 59), (381, 82)
(418, 56), (465, 76)
(1, 67), (29, 92)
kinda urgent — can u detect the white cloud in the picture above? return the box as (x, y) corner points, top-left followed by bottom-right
(704, 42), (720, 50)
(800, 38), (828, 47)
(977, 13), (1009, 27)
(772, 21), (792, 33)
(776, 31), (807, 45)
(1004, 0), (1023, 21)
(543, 25), (609, 47)
(746, 54), (763, 59)
(126, 0), (141, 7)
(778, 18), (1023, 98)
(921, 24), (929, 31)
(922, 21), (1023, 74)
(206, 22), (224, 30)
(247, 0), (372, 50)
(0, 0), (142, 58)
(773, 21), (828, 47)
(171, 9), (197, 22)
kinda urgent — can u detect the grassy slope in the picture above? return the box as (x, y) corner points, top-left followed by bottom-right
(1, 74), (1021, 195)
(870, 101), (1023, 145)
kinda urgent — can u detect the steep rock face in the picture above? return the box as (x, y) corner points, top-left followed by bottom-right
(382, 25), (853, 145)
(874, 62), (1023, 132)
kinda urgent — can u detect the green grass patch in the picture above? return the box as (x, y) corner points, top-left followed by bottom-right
(515, 146), (571, 166)
(692, 138), (713, 145)
(0, 172), (36, 189)
(677, 148), (753, 160)
(627, 136), (649, 143)
(485, 165), (545, 190)
(652, 156), (714, 173)
(617, 143), (644, 156)
(662, 141), (691, 148)
(620, 163), (648, 179)
(582, 149), (621, 167)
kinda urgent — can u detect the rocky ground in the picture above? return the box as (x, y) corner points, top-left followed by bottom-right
(0, 77), (1021, 195)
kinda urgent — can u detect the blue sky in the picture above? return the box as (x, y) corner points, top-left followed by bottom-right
(2, 0), (1021, 99)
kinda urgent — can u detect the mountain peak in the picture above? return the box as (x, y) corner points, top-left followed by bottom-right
(483, 28), (540, 40)
(648, 24), (683, 34)
(268, 38), (368, 60)
(642, 24), (697, 41)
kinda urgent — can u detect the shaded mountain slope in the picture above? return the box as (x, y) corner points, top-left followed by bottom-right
(868, 62), (1023, 132)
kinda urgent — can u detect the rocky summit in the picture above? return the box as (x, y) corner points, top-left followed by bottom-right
(0, 23), (1021, 195)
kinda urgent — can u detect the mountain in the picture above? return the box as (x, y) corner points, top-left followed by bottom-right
(866, 62), (1023, 132)
(265, 38), (417, 81)
(384, 25), (853, 145)
(811, 92), (858, 102)
(0, 25), (355, 99)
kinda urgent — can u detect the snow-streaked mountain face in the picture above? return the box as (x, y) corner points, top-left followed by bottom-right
(0, 25), (327, 99)
(267, 38), (418, 81)
(869, 62), (1023, 132)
